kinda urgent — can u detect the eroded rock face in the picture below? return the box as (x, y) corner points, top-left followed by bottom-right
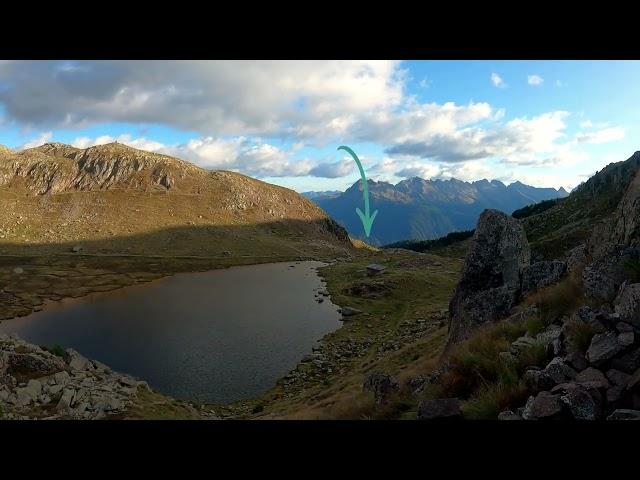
(608, 166), (640, 248)
(447, 209), (530, 345)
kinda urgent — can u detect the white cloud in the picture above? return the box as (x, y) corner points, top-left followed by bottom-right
(528, 75), (544, 86)
(386, 110), (571, 165)
(575, 126), (625, 144)
(0, 60), (406, 143)
(19, 131), (53, 149)
(491, 72), (506, 88)
(309, 159), (355, 178)
(419, 76), (430, 88)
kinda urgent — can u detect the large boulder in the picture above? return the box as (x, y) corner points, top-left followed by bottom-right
(447, 210), (530, 345)
(586, 331), (625, 367)
(614, 283), (640, 327)
(521, 260), (567, 294)
(522, 391), (563, 420)
(583, 246), (640, 302)
(362, 372), (399, 405)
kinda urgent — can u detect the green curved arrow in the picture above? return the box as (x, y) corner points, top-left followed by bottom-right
(338, 145), (378, 238)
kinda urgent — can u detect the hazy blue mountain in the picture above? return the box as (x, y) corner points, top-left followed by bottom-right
(307, 177), (568, 245)
(301, 190), (342, 201)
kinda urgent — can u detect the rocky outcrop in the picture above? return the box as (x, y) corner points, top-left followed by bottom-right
(521, 260), (567, 294)
(505, 300), (640, 420)
(604, 163), (640, 248)
(0, 334), (149, 420)
(0, 142), (205, 195)
(447, 209), (530, 345)
(583, 246), (640, 302)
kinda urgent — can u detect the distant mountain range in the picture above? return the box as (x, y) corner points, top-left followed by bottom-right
(304, 177), (569, 245)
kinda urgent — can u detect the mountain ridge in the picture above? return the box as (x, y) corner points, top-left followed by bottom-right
(308, 176), (568, 245)
(0, 142), (352, 257)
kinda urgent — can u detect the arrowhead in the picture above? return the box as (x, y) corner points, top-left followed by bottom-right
(356, 208), (378, 238)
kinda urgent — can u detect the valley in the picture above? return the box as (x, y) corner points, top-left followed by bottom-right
(2, 141), (640, 421)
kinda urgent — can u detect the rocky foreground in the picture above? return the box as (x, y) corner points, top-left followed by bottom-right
(1, 333), (156, 420)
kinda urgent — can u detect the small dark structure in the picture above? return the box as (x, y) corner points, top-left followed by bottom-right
(366, 264), (386, 276)
(71, 245), (83, 253)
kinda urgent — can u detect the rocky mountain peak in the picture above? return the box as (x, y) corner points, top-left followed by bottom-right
(0, 142), (206, 194)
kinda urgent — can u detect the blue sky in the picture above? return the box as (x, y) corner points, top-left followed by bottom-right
(1, 60), (638, 192)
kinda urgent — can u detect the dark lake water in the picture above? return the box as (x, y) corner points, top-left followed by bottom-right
(0, 261), (342, 403)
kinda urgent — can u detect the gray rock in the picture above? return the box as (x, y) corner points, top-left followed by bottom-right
(341, 307), (363, 317)
(566, 244), (587, 273)
(522, 368), (555, 392)
(56, 388), (75, 411)
(618, 331), (635, 348)
(510, 336), (537, 356)
(565, 351), (588, 372)
(612, 347), (640, 374)
(497, 410), (522, 420)
(606, 369), (631, 387)
(617, 322), (634, 333)
(575, 367), (610, 389)
(15, 379), (42, 407)
(71, 245), (83, 253)
(366, 264), (386, 276)
(522, 391), (563, 420)
(417, 398), (461, 420)
(583, 247), (640, 303)
(48, 384), (64, 396)
(536, 324), (563, 347)
(522, 260), (567, 294)
(66, 349), (92, 371)
(12, 267), (24, 275)
(362, 373), (399, 405)
(586, 331), (623, 367)
(53, 371), (70, 385)
(447, 209), (530, 346)
(544, 357), (577, 384)
(607, 409), (640, 420)
(560, 385), (599, 420)
(4, 352), (66, 379)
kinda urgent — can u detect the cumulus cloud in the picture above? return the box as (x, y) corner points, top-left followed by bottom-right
(309, 159), (355, 178)
(19, 131), (53, 149)
(528, 74), (544, 86)
(575, 126), (625, 144)
(491, 72), (506, 88)
(386, 111), (570, 164)
(0, 60), (405, 142)
(0, 61), (628, 185)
